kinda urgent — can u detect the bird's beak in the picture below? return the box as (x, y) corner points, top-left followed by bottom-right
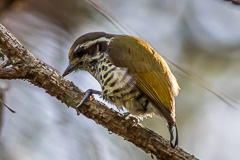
(62, 63), (77, 77)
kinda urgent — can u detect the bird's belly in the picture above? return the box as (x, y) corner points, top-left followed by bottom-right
(98, 67), (158, 118)
(100, 67), (137, 107)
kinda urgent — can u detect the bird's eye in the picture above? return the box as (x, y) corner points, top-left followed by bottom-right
(79, 62), (83, 65)
(75, 47), (83, 57)
(75, 46), (88, 58)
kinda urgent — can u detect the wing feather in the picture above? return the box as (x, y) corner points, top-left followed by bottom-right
(108, 35), (180, 123)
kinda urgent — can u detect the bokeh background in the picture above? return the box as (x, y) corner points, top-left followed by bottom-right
(1, 0), (240, 159)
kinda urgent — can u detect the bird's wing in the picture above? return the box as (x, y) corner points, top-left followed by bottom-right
(108, 35), (179, 123)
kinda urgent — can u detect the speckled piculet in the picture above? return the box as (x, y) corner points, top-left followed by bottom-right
(62, 32), (180, 148)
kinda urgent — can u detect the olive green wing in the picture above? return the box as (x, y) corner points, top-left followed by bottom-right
(108, 35), (179, 123)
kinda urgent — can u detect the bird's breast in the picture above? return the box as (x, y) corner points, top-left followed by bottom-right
(90, 56), (139, 109)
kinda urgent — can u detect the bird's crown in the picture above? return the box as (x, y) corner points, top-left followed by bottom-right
(68, 32), (115, 61)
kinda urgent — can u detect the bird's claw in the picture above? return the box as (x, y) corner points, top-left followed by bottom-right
(123, 112), (140, 123)
(76, 89), (102, 115)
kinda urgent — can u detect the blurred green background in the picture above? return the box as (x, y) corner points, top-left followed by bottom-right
(0, 0), (240, 160)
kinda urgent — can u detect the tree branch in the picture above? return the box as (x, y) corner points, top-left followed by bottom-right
(0, 23), (198, 160)
(0, 87), (3, 135)
(0, 67), (25, 79)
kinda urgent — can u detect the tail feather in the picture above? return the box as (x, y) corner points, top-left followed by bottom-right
(168, 123), (178, 148)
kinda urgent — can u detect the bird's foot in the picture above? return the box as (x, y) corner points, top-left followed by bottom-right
(123, 112), (140, 123)
(76, 89), (102, 115)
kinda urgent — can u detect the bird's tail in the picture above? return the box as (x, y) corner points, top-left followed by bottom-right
(168, 123), (178, 148)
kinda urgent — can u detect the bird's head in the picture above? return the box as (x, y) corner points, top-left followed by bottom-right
(62, 32), (115, 76)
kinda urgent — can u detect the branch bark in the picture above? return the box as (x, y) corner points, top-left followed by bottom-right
(0, 23), (198, 160)
(0, 88), (3, 135)
(0, 67), (24, 79)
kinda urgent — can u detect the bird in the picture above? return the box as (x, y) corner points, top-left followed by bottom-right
(62, 32), (180, 148)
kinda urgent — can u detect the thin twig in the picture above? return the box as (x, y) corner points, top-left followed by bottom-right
(0, 98), (16, 113)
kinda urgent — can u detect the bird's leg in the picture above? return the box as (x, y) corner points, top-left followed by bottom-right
(76, 89), (102, 115)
